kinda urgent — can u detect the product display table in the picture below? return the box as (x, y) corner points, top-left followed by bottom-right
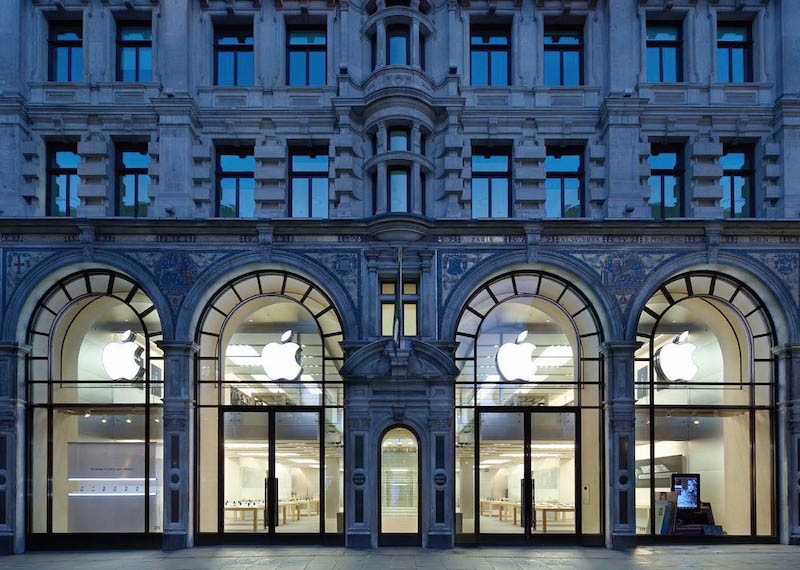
(479, 499), (522, 525)
(277, 499), (320, 525)
(534, 505), (575, 533)
(224, 506), (264, 531)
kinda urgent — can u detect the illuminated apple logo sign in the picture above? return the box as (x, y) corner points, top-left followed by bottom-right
(496, 331), (537, 381)
(655, 330), (698, 382)
(102, 330), (144, 381)
(261, 330), (302, 381)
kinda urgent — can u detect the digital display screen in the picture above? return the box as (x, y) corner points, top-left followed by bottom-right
(672, 474), (700, 510)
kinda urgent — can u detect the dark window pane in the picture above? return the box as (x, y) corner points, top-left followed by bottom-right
(292, 178), (310, 217)
(544, 51), (560, 86)
(649, 151), (677, 170)
(71, 48), (82, 81)
(56, 48), (70, 81)
(121, 27), (151, 41)
(662, 47), (678, 82)
(120, 174), (137, 216)
(218, 178), (237, 217)
(289, 30), (325, 45)
(731, 48), (745, 83)
(721, 151), (747, 170)
(237, 51), (253, 86)
(120, 48), (136, 81)
(545, 178), (561, 218)
(647, 26), (679, 41)
(733, 176), (750, 217)
(389, 171), (408, 212)
(388, 30), (408, 65)
(718, 26), (747, 42)
(473, 154), (508, 172)
(545, 153), (580, 173)
(646, 47), (661, 82)
(217, 52), (234, 86)
(139, 48), (152, 82)
(389, 130), (408, 151)
(55, 150), (80, 169)
(563, 178), (581, 217)
(490, 51), (508, 85)
(137, 174), (150, 216)
(471, 51), (488, 86)
(308, 51), (326, 85)
(490, 179), (508, 217)
(55, 30), (81, 41)
(311, 178), (328, 218)
(720, 176), (733, 216)
(563, 51), (580, 86)
(122, 150), (150, 169)
(289, 51), (307, 85)
(663, 176), (680, 217)
(292, 154), (328, 172)
(648, 177), (662, 217)
(472, 178), (489, 218)
(220, 154), (255, 172)
(238, 178), (255, 217)
(717, 48), (730, 82)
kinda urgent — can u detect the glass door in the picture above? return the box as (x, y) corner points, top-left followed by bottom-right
(221, 409), (322, 535)
(223, 411), (270, 533)
(529, 412), (577, 535)
(477, 410), (578, 539)
(478, 412), (526, 534)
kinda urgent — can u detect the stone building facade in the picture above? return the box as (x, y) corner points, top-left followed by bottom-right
(0, 0), (799, 554)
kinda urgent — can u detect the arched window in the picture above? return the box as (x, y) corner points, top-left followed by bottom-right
(380, 427), (419, 535)
(634, 271), (776, 538)
(194, 270), (345, 538)
(453, 271), (604, 540)
(27, 270), (164, 537)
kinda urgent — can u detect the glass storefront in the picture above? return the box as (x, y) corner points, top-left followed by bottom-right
(634, 272), (775, 538)
(27, 270), (164, 538)
(380, 427), (419, 534)
(454, 271), (603, 542)
(195, 271), (344, 539)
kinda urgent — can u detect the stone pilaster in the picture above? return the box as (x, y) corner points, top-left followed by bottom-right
(0, 342), (30, 554)
(601, 341), (640, 549)
(773, 343), (800, 545)
(157, 341), (197, 551)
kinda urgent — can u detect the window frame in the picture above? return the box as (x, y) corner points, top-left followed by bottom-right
(716, 22), (753, 83)
(543, 25), (584, 86)
(471, 147), (511, 219)
(289, 146), (330, 218)
(646, 22), (683, 83)
(720, 143), (755, 218)
(648, 144), (685, 219)
(115, 142), (150, 218)
(116, 22), (153, 83)
(379, 279), (420, 338)
(213, 24), (254, 87)
(215, 145), (255, 218)
(46, 141), (80, 217)
(544, 145), (585, 218)
(387, 166), (411, 213)
(386, 24), (411, 66)
(286, 26), (327, 87)
(48, 21), (83, 82)
(470, 25), (511, 87)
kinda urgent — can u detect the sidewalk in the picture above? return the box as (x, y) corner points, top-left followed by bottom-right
(0, 545), (798, 570)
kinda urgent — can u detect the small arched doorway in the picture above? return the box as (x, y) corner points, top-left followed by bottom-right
(379, 427), (420, 545)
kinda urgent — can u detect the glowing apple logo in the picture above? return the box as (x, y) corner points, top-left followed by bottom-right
(655, 331), (698, 382)
(102, 330), (144, 381)
(496, 331), (537, 381)
(261, 330), (302, 381)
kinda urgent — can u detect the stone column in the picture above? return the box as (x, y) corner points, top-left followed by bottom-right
(601, 341), (640, 549)
(0, 342), (29, 554)
(157, 341), (197, 551)
(376, 21), (386, 69)
(774, 344), (800, 545)
(410, 19), (420, 68)
(344, 410), (372, 547)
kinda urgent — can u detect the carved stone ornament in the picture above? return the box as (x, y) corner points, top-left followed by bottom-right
(347, 416), (371, 430)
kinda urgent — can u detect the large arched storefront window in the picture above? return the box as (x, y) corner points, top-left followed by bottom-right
(634, 271), (776, 538)
(195, 271), (344, 539)
(454, 271), (604, 543)
(27, 270), (164, 542)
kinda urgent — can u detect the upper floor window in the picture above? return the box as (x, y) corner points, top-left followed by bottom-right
(720, 144), (754, 218)
(387, 25), (410, 66)
(389, 128), (409, 151)
(380, 279), (419, 337)
(471, 148), (510, 218)
(117, 24), (152, 82)
(388, 167), (410, 213)
(545, 147), (583, 218)
(116, 143), (151, 217)
(46, 142), (80, 217)
(290, 148), (329, 218)
(287, 28), (326, 86)
(49, 22), (82, 82)
(471, 27), (510, 86)
(544, 26), (583, 86)
(216, 147), (255, 217)
(648, 144), (683, 219)
(214, 25), (253, 86)
(646, 23), (682, 82)
(717, 24), (752, 83)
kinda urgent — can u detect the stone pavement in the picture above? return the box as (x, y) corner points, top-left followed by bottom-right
(0, 545), (798, 570)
